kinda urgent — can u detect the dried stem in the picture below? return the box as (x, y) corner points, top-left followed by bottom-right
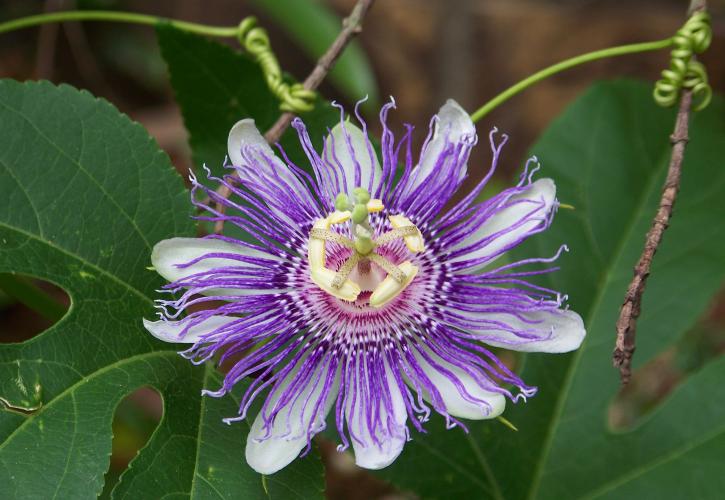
(613, 91), (692, 384)
(213, 0), (375, 234)
(613, 0), (706, 385)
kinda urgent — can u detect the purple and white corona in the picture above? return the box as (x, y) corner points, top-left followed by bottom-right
(143, 99), (585, 474)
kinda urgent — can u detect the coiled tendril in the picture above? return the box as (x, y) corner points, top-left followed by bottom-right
(238, 17), (316, 113)
(654, 11), (712, 111)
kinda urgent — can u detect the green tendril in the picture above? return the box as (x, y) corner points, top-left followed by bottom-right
(237, 17), (316, 114)
(654, 12), (712, 111)
(469, 38), (672, 124)
(0, 10), (314, 114)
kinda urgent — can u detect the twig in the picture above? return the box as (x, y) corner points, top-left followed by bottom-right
(263, 0), (374, 144)
(613, 91), (692, 384)
(613, 0), (706, 385)
(213, 0), (375, 234)
(34, 0), (62, 79)
(63, 17), (117, 101)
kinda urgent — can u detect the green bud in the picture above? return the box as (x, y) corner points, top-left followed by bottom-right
(352, 187), (370, 204)
(335, 192), (350, 211)
(351, 203), (368, 224)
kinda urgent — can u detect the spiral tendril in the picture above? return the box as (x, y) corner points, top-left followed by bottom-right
(654, 12), (712, 111)
(237, 17), (316, 114)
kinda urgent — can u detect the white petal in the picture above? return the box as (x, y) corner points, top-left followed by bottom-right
(410, 347), (505, 420)
(324, 120), (381, 195)
(347, 359), (408, 470)
(142, 315), (236, 344)
(227, 119), (278, 168)
(452, 178), (557, 269)
(471, 308), (585, 353)
(246, 365), (338, 475)
(152, 237), (280, 295)
(227, 119), (307, 198)
(408, 99), (474, 193)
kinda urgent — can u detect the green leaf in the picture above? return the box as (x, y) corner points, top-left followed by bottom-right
(156, 24), (340, 178)
(250, 0), (378, 107)
(0, 80), (323, 499)
(113, 367), (325, 500)
(378, 80), (725, 499)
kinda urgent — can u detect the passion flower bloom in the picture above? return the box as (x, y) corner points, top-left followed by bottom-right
(143, 99), (585, 474)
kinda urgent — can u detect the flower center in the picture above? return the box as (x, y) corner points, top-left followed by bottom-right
(307, 188), (424, 308)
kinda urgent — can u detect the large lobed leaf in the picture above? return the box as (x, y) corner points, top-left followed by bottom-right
(0, 80), (323, 499)
(377, 80), (725, 499)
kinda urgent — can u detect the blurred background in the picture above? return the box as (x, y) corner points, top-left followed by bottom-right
(1, 1), (724, 498)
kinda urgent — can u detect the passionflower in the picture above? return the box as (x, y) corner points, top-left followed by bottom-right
(143, 99), (585, 474)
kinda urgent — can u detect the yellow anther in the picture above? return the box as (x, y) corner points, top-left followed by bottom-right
(366, 199), (384, 213)
(310, 266), (361, 302)
(369, 261), (418, 308)
(329, 210), (351, 224)
(308, 217), (331, 269)
(309, 215), (360, 301)
(389, 215), (424, 253)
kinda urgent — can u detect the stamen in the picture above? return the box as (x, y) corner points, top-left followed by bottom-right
(367, 253), (406, 283)
(366, 199), (384, 212)
(389, 215), (425, 252)
(311, 266), (361, 301)
(369, 261), (418, 308)
(374, 226), (419, 247)
(332, 252), (360, 287)
(307, 190), (426, 306)
(309, 215), (360, 301)
(308, 218), (331, 269)
(329, 210), (352, 224)
(309, 228), (354, 248)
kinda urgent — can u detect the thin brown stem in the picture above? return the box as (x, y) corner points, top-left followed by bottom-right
(213, 0), (375, 234)
(613, 91), (692, 384)
(34, 0), (62, 79)
(613, 0), (706, 385)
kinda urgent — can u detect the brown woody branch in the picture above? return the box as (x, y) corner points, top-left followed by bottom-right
(613, 0), (706, 385)
(613, 91), (692, 385)
(213, 0), (375, 234)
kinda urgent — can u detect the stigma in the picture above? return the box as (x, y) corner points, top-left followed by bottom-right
(307, 188), (424, 308)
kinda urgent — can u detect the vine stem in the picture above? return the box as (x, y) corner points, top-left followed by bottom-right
(613, 0), (707, 385)
(470, 38), (673, 124)
(213, 0), (375, 234)
(0, 10), (239, 38)
(263, 0), (374, 144)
